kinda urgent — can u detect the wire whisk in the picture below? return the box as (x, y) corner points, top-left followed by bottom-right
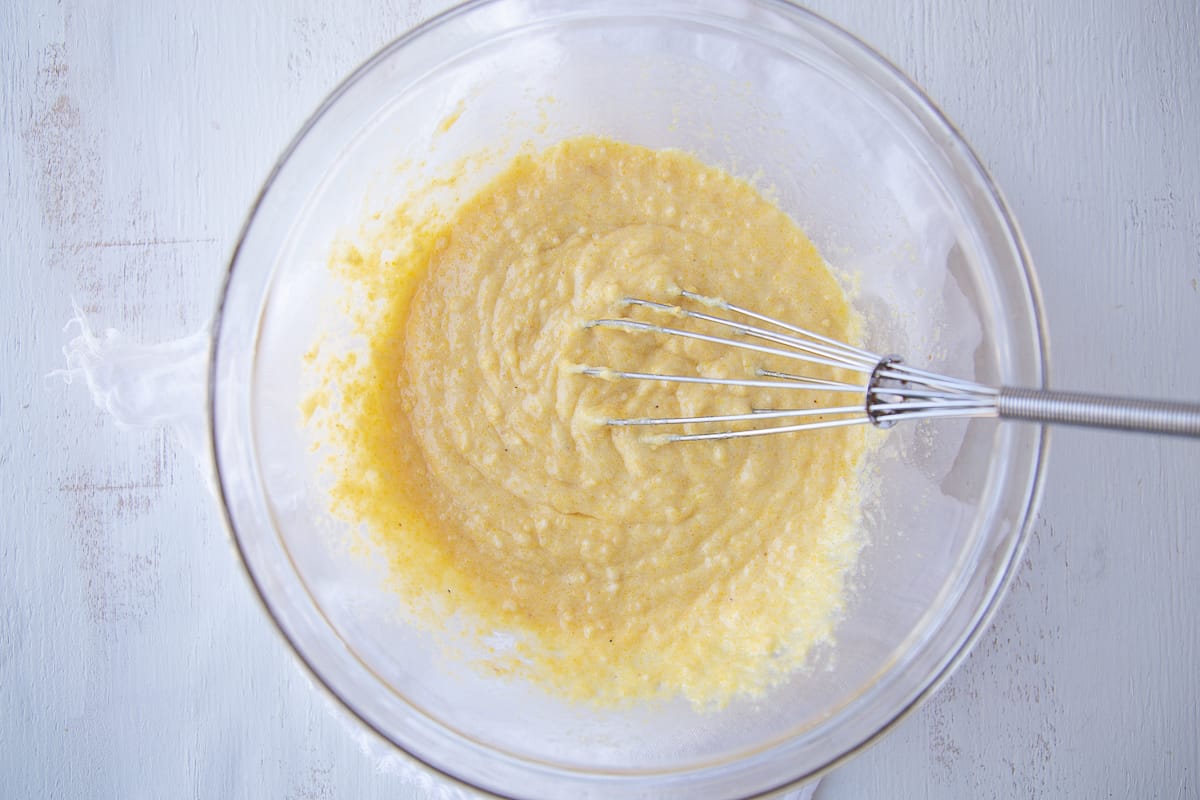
(581, 291), (1200, 442)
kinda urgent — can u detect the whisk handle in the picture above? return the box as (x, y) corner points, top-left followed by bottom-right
(997, 387), (1200, 438)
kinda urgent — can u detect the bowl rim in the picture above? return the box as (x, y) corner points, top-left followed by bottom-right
(208, 0), (1051, 796)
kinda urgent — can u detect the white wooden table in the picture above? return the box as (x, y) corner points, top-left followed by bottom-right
(4, 1), (1197, 797)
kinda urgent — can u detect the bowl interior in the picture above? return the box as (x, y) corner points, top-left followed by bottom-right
(214, 1), (1045, 796)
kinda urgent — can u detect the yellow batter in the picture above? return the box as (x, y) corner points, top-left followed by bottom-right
(319, 136), (866, 707)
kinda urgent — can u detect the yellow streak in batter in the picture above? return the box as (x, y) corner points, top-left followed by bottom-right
(319, 136), (866, 707)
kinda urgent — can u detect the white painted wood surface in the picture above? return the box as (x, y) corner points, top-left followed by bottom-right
(3, 0), (1197, 797)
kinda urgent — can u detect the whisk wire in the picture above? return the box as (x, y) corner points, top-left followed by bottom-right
(679, 290), (880, 363)
(622, 297), (877, 371)
(608, 405), (867, 427)
(578, 367), (863, 392)
(586, 318), (874, 374)
(666, 415), (872, 442)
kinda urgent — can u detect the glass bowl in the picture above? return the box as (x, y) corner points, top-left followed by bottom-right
(210, 0), (1048, 797)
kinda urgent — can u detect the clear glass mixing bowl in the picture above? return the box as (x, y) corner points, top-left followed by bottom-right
(210, 1), (1049, 797)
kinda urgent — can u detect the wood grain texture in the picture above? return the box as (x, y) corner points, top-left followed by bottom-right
(3, 0), (1196, 797)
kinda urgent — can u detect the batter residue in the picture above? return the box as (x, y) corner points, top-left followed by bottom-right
(317, 136), (867, 707)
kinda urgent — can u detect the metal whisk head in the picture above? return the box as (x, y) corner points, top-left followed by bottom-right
(581, 291), (999, 442)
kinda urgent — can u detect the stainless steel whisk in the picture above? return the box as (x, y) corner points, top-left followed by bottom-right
(582, 291), (1200, 441)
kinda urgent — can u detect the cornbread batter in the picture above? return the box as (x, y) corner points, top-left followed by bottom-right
(320, 136), (866, 707)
